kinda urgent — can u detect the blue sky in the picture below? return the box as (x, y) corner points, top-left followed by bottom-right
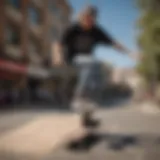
(68, 0), (139, 68)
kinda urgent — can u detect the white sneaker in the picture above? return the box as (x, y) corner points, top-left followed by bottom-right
(71, 98), (83, 112)
(71, 98), (97, 113)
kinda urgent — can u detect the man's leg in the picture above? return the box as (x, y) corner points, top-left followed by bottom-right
(72, 64), (99, 128)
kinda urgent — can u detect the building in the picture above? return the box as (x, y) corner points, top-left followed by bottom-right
(124, 69), (144, 100)
(0, 0), (72, 65)
(112, 67), (127, 83)
(0, 0), (72, 104)
(112, 67), (144, 99)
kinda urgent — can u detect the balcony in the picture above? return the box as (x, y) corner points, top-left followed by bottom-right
(5, 5), (22, 25)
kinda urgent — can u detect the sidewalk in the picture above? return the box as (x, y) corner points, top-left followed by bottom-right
(0, 112), (82, 159)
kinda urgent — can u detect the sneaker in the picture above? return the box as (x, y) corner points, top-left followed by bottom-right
(71, 98), (84, 112)
(82, 117), (100, 128)
(71, 98), (96, 111)
(82, 112), (100, 128)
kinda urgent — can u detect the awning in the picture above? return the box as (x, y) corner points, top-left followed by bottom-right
(0, 59), (50, 79)
(0, 59), (76, 80)
(0, 59), (27, 74)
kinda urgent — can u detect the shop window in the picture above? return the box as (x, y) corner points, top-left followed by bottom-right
(6, 0), (20, 9)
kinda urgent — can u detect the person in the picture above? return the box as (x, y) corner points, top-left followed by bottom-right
(54, 6), (138, 128)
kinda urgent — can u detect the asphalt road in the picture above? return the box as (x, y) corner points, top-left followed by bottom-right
(43, 103), (160, 160)
(0, 101), (160, 160)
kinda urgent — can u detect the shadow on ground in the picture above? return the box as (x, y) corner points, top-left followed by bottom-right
(98, 85), (133, 109)
(0, 100), (72, 113)
(100, 95), (132, 109)
(67, 132), (160, 152)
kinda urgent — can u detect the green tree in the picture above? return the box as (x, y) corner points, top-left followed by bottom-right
(137, 0), (160, 87)
(138, 0), (160, 11)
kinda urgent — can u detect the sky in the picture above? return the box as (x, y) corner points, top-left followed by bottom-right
(68, 0), (140, 68)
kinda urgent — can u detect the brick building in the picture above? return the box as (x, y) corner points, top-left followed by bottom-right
(0, 0), (72, 104)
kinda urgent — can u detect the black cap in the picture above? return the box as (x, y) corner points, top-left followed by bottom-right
(83, 5), (98, 18)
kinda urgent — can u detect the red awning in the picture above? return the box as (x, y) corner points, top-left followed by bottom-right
(0, 59), (27, 74)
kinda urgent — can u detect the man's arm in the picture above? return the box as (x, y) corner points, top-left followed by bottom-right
(112, 41), (131, 55)
(113, 41), (139, 60)
(97, 27), (138, 60)
(113, 41), (140, 60)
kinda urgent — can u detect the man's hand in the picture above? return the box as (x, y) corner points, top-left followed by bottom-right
(113, 42), (141, 61)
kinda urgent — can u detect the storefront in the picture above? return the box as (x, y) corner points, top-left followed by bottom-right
(0, 59), (27, 105)
(0, 58), (75, 105)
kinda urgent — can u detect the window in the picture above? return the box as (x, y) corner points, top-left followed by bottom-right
(49, 1), (64, 20)
(28, 7), (41, 25)
(48, 0), (58, 13)
(6, 26), (20, 46)
(7, 0), (20, 9)
(49, 5), (58, 13)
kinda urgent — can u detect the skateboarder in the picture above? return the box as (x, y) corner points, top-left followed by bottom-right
(53, 5), (138, 128)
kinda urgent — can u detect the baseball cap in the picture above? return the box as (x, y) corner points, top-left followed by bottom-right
(83, 5), (98, 18)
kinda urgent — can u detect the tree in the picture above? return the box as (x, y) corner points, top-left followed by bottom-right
(137, 0), (160, 88)
(138, 0), (160, 11)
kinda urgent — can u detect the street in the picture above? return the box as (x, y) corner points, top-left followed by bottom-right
(44, 102), (160, 160)
(0, 101), (160, 160)
(0, 0), (159, 159)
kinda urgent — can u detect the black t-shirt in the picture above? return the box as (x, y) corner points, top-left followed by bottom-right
(61, 23), (114, 63)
